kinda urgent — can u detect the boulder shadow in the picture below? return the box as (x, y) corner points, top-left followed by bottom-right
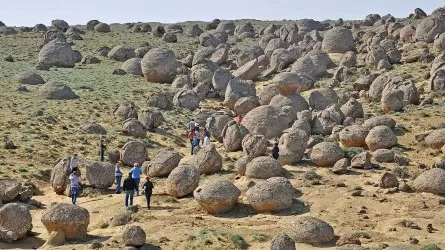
(273, 198), (310, 217)
(0, 234), (46, 249)
(213, 203), (254, 219)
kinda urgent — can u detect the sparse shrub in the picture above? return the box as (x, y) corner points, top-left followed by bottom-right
(421, 244), (442, 250)
(344, 147), (364, 159)
(304, 169), (321, 180)
(230, 234), (248, 249)
(439, 199), (445, 205)
(252, 233), (270, 242)
(18, 168), (28, 173)
(393, 166), (409, 179)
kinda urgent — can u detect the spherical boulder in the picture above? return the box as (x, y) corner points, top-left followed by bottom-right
(123, 225), (146, 247)
(122, 118), (146, 138)
(193, 180), (241, 214)
(339, 125), (369, 148)
(39, 40), (76, 68)
(94, 22), (111, 33)
(309, 87), (339, 111)
(365, 126), (397, 151)
(425, 128), (445, 149)
(0, 203), (32, 243)
(121, 58), (143, 76)
(114, 101), (138, 120)
(245, 156), (281, 179)
(322, 27), (355, 53)
(146, 149), (182, 177)
(51, 19), (69, 31)
(139, 109), (164, 131)
(173, 88), (200, 111)
(108, 44), (135, 61)
(121, 141), (148, 166)
(363, 116), (396, 130)
(37, 81), (79, 100)
(285, 216), (335, 245)
(222, 121), (249, 152)
(85, 162), (115, 189)
(242, 134), (267, 158)
(270, 234), (296, 250)
(166, 165), (200, 198)
(273, 72), (314, 95)
(41, 203), (89, 240)
(310, 142), (344, 167)
(141, 48), (178, 84)
(246, 177), (294, 212)
(412, 168), (445, 195)
(13, 71), (45, 85)
(80, 122), (106, 135)
(192, 144), (222, 174)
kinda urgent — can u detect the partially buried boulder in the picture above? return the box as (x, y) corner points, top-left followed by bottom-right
(339, 125), (369, 148)
(141, 48), (178, 84)
(412, 168), (445, 195)
(121, 141), (148, 166)
(424, 128), (445, 149)
(285, 216), (335, 245)
(80, 122), (107, 135)
(322, 27), (355, 53)
(41, 203), (89, 243)
(121, 58), (143, 76)
(108, 44), (135, 62)
(173, 88), (200, 111)
(51, 19), (69, 31)
(13, 71), (45, 85)
(94, 22), (111, 33)
(245, 156), (281, 179)
(166, 165), (200, 198)
(309, 87), (338, 111)
(269, 93), (309, 113)
(114, 101), (138, 120)
(246, 177), (294, 212)
(273, 72), (314, 95)
(39, 40), (76, 68)
(192, 144), (222, 174)
(146, 92), (173, 110)
(193, 180), (240, 214)
(86, 162), (115, 189)
(147, 149), (182, 177)
(123, 225), (146, 247)
(0, 203), (32, 243)
(310, 142), (344, 167)
(270, 234), (296, 250)
(222, 121), (249, 152)
(37, 81), (79, 100)
(365, 126), (397, 151)
(242, 134), (268, 158)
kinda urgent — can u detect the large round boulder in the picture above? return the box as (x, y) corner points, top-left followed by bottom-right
(121, 141), (148, 166)
(94, 22), (111, 33)
(412, 168), (445, 195)
(309, 87), (339, 111)
(146, 149), (182, 177)
(0, 203), (32, 243)
(192, 144), (222, 174)
(141, 48), (178, 84)
(224, 77), (256, 110)
(246, 177), (294, 212)
(425, 128), (445, 149)
(37, 81), (79, 100)
(269, 93), (309, 113)
(322, 27), (355, 53)
(365, 126), (397, 151)
(122, 118), (146, 138)
(108, 44), (135, 61)
(173, 88), (200, 111)
(166, 165), (200, 198)
(80, 122), (107, 135)
(242, 105), (297, 139)
(139, 109), (164, 131)
(285, 216), (335, 245)
(41, 203), (89, 240)
(121, 58), (143, 76)
(310, 142), (344, 167)
(85, 162), (115, 189)
(363, 116), (396, 130)
(51, 19), (69, 31)
(193, 180), (241, 214)
(270, 234), (296, 250)
(278, 127), (309, 165)
(114, 101), (138, 120)
(242, 134), (268, 158)
(50, 159), (71, 194)
(222, 121), (249, 152)
(339, 125), (369, 148)
(273, 72), (315, 95)
(415, 14), (445, 43)
(245, 156), (281, 179)
(39, 40), (76, 68)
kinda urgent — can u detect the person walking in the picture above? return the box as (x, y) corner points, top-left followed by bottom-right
(194, 126), (201, 145)
(203, 134), (210, 146)
(142, 176), (154, 209)
(69, 171), (82, 205)
(123, 173), (137, 208)
(69, 154), (83, 173)
(130, 163), (142, 196)
(272, 143), (280, 160)
(99, 140), (107, 162)
(188, 119), (196, 132)
(115, 161), (124, 194)
(188, 130), (196, 155)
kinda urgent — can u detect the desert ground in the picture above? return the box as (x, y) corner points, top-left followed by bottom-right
(1, 7), (445, 250)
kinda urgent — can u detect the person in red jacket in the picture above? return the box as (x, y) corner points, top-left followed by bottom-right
(236, 115), (243, 124)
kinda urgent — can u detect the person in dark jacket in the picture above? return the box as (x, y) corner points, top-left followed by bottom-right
(123, 173), (137, 207)
(272, 143), (279, 160)
(142, 176), (154, 209)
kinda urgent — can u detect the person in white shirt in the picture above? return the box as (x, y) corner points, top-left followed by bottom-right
(203, 136), (210, 146)
(69, 171), (82, 204)
(69, 154), (83, 173)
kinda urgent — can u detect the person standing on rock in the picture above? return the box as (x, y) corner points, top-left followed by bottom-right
(123, 172), (137, 207)
(69, 154), (83, 173)
(69, 171), (82, 205)
(130, 163), (142, 196)
(142, 176), (154, 209)
(188, 119), (196, 132)
(115, 161), (124, 194)
(272, 143), (280, 160)
(188, 130), (196, 155)
(99, 140), (107, 162)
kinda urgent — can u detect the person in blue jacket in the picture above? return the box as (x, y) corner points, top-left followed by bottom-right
(130, 163), (142, 196)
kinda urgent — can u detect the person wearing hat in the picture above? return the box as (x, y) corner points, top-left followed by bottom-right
(69, 171), (82, 204)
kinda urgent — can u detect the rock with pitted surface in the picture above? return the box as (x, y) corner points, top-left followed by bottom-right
(0, 179), (21, 203)
(245, 156), (281, 179)
(173, 88), (200, 111)
(222, 121), (249, 152)
(0, 203), (32, 243)
(270, 234), (296, 250)
(242, 134), (268, 158)
(285, 216), (335, 245)
(141, 48), (178, 84)
(380, 172), (399, 188)
(341, 98), (364, 119)
(247, 177), (294, 212)
(166, 165), (200, 198)
(41, 203), (89, 242)
(192, 144), (222, 174)
(85, 162), (115, 189)
(309, 88), (339, 111)
(121, 141), (148, 166)
(39, 40), (76, 68)
(339, 125), (369, 148)
(108, 44), (135, 62)
(365, 126), (398, 151)
(122, 118), (146, 138)
(412, 168), (445, 195)
(273, 72), (314, 95)
(310, 142), (344, 167)
(194, 180), (240, 214)
(123, 225), (146, 247)
(425, 128), (445, 149)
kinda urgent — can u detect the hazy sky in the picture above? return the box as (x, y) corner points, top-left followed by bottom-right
(0, 0), (444, 26)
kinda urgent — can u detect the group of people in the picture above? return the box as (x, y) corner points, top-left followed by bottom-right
(67, 153), (154, 209)
(187, 119), (211, 155)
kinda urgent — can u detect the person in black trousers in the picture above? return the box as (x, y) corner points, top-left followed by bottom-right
(272, 143), (279, 160)
(100, 140), (107, 162)
(122, 173), (137, 208)
(142, 176), (154, 209)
